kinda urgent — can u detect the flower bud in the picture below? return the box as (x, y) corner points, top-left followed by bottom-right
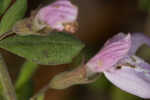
(33, 0), (78, 33)
(49, 66), (97, 89)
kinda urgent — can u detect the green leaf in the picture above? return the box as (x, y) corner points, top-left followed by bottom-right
(0, 32), (85, 65)
(0, 0), (11, 16)
(0, 0), (27, 35)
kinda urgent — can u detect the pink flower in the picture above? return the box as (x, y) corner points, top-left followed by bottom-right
(86, 33), (150, 98)
(86, 33), (131, 72)
(33, 0), (78, 33)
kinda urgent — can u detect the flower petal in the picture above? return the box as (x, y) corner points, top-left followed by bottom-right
(104, 32), (126, 46)
(119, 55), (150, 71)
(104, 56), (150, 98)
(34, 0), (78, 32)
(86, 33), (131, 72)
(129, 33), (150, 55)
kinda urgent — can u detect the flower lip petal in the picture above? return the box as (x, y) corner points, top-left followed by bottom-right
(104, 66), (150, 99)
(86, 33), (131, 73)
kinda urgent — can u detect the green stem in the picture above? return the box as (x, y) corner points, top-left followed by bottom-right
(15, 61), (38, 90)
(0, 54), (17, 100)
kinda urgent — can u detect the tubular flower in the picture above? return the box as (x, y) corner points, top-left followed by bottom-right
(86, 33), (131, 72)
(86, 33), (150, 98)
(33, 0), (78, 33)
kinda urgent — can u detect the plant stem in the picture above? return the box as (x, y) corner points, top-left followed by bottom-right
(15, 61), (38, 90)
(15, 61), (38, 100)
(0, 54), (17, 100)
(30, 85), (48, 100)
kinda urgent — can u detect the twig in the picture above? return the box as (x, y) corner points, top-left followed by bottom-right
(0, 54), (17, 100)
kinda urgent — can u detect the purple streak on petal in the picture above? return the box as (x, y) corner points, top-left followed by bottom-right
(117, 55), (150, 78)
(118, 55), (150, 71)
(104, 66), (150, 99)
(86, 33), (131, 73)
(129, 33), (150, 55)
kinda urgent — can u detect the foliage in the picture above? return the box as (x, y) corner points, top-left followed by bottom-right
(0, 33), (84, 65)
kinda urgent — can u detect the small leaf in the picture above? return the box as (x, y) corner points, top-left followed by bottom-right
(0, 32), (85, 65)
(0, 0), (11, 16)
(0, 0), (27, 34)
